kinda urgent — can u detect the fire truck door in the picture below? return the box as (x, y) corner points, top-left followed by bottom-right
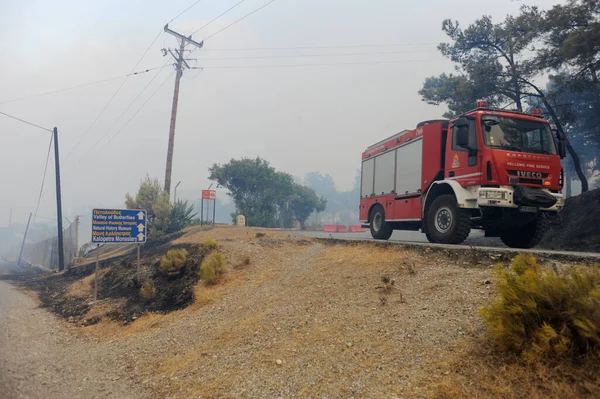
(445, 119), (481, 184)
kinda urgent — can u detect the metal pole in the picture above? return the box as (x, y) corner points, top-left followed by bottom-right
(137, 244), (141, 284)
(53, 127), (65, 271)
(200, 198), (204, 225)
(164, 40), (185, 195)
(8, 208), (12, 227)
(94, 244), (100, 301)
(212, 199), (216, 226)
(17, 213), (32, 266)
(174, 181), (181, 203)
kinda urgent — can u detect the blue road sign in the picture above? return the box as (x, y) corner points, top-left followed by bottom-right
(92, 209), (147, 244)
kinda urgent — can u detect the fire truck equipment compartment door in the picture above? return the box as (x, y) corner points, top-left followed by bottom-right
(361, 158), (375, 197)
(396, 138), (423, 195)
(374, 150), (396, 195)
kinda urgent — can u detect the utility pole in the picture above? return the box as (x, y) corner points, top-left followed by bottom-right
(54, 127), (65, 271)
(18, 213), (32, 266)
(8, 208), (12, 227)
(163, 24), (203, 195)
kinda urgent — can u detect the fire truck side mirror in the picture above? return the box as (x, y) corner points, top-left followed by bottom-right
(552, 128), (567, 159)
(557, 139), (566, 159)
(454, 117), (469, 147)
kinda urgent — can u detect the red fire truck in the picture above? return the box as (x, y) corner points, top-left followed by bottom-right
(359, 101), (565, 248)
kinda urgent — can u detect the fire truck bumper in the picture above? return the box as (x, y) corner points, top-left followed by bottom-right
(477, 186), (564, 212)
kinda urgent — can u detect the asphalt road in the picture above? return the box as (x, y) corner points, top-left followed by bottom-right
(298, 230), (600, 262)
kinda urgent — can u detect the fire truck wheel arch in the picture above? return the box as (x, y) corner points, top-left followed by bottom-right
(423, 180), (479, 214)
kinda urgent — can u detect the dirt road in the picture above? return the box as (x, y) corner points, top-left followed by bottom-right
(0, 281), (148, 399)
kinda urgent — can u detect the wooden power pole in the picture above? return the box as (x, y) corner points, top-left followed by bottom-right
(54, 127), (65, 271)
(163, 24), (203, 195)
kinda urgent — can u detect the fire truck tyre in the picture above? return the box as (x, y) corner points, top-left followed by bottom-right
(500, 216), (549, 249)
(425, 194), (471, 244)
(370, 206), (393, 240)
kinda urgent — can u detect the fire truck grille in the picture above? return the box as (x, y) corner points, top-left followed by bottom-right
(507, 170), (548, 186)
(514, 177), (543, 185)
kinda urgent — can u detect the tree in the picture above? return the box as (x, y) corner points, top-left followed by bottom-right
(289, 185), (325, 229)
(538, 0), (600, 187)
(545, 75), (600, 184)
(167, 200), (197, 233)
(420, 73), (501, 118)
(209, 157), (322, 228)
(420, 7), (590, 190)
(125, 175), (171, 238)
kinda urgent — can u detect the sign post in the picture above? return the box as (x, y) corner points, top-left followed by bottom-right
(137, 244), (141, 284)
(201, 190), (216, 225)
(94, 244), (100, 301)
(91, 209), (147, 298)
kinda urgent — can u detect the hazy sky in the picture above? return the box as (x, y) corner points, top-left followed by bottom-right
(0, 0), (564, 227)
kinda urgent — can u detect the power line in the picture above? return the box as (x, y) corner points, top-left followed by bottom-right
(76, 62), (171, 160)
(64, 32), (165, 160)
(168, 0), (206, 24)
(33, 134), (53, 222)
(93, 70), (175, 157)
(191, 0), (248, 36)
(191, 58), (445, 69)
(64, 0), (212, 161)
(203, 43), (438, 51)
(0, 110), (52, 132)
(202, 0), (280, 41)
(198, 49), (439, 60)
(0, 66), (166, 105)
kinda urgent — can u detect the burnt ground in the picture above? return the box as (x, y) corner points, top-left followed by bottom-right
(2, 230), (211, 325)
(540, 188), (600, 252)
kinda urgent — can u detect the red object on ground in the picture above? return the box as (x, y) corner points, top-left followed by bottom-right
(336, 225), (348, 233)
(323, 225), (337, 233)
(348, 225), (366, 232)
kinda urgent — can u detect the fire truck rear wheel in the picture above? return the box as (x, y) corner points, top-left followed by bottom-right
(500, 215), (548, 249)
(425, 194), (470, 244)
(370, 205), (393, 240)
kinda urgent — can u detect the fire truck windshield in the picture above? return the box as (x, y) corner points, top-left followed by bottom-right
(481, 116), (557, 155)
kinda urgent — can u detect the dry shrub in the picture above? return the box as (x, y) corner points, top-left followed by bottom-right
(200, 252), (226, 285)
(159, 249), (188, 276)
(432, 344), (600, 399)
(242, 254), (251, 265)
(481, 253), (600, 363)
(140, 281), (156, 300)
(202, 238), (218, 251)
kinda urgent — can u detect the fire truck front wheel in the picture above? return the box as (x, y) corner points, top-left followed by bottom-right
(500, 215), (548, 249)
(370, 205), (393, 240)
(425, 194), (471, 244)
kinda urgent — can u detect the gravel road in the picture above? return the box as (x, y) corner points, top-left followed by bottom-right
(0, 281), (148, 399)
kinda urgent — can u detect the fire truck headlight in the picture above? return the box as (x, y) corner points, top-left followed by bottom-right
(479, 191), (506, 200)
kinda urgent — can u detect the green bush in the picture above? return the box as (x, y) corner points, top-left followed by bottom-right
(202, 238), (218, 251)
(140, 281), (156, 300)
(200, 252), (226, 285)
(481, 254), (600, 363)
(159, 249), (188, 276)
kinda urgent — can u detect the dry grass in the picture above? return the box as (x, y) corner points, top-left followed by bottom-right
(46, 230), (600, 398)
(66, 273), (101, 298)
(317, 243), (416, 272)
(428, 341), (600, 399)
(83, 298), (127, 321)
(174, 225), (295, 245)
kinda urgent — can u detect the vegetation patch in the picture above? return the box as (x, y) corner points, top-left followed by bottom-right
(201, 238), (218, 251)
(159, 249), (188, 277)
(200, 252), (226, 285)
(481, 254), (600, 363)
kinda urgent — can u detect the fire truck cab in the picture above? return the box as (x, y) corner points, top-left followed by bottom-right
(359, 102), (565, 248)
